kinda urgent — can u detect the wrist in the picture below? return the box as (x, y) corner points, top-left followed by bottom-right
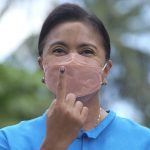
(40, 138), (69, 150)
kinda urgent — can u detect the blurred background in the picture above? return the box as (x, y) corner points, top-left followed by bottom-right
(0, 0), (150, 128)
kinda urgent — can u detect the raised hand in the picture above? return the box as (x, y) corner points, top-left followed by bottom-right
(41, 66), (88, 150)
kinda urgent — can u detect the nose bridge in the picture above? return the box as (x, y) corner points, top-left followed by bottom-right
(66, 53), (100, 67)
(67, 52), (78, 62)
(70, 52), (77, 60)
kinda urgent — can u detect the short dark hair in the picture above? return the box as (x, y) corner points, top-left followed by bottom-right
(38, 3), (111, 60)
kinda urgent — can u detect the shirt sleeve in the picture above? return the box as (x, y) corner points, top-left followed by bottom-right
(0, 130), (9, 150)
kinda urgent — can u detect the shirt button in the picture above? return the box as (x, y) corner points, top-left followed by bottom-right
(82, 133), (88, 140)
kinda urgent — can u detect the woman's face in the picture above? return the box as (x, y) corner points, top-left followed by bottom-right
(39, 21), (112, 97)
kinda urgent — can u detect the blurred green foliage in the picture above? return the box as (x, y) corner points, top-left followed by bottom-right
(0, 64), (53, 127)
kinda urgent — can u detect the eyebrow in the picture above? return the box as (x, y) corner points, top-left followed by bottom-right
(48, 41), (97, 50)
(77, 43), (97, 50)
(49, 41), (68, 48)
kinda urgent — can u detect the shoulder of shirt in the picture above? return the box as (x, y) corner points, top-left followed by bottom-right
(113, 113), (150, 136)
(0, 113), (46, 149)
(0, 112), (46, 136)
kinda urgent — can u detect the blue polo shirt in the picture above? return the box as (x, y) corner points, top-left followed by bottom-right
(0, 111), (150, 150)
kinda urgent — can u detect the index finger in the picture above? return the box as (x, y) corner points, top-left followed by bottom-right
(56, 66), (66, 102)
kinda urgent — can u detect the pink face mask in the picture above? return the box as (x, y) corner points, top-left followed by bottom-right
(43, 54), (106, 98)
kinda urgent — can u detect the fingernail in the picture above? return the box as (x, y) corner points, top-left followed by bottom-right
(60, 66), (65, 74)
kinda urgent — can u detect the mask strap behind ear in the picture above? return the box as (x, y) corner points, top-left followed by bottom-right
(102, 63), (107, 71)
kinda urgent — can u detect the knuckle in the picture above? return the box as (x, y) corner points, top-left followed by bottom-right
(69, 93), (76, 99)
(69, 98), (75, 104)
(66, 93), (76, 100)
(76, 101), (83, 107)
(83, 106), (89, 112)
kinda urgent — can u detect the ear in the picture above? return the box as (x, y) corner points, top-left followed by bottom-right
(100, 60), (112, 84)
(38, 56), (44, 70)
(103, 60), (112, 77)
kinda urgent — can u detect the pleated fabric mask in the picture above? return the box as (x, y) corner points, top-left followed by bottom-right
(43, 53), (106, 98)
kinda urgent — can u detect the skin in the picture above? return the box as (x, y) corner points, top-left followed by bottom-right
(38, 21), (112, 150)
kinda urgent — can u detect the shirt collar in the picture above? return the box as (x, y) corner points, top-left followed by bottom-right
(77, 110), (116, 139)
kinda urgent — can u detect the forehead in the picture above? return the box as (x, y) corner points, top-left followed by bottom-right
(43, 21), (106, 62)
(45, 21), (102, 45)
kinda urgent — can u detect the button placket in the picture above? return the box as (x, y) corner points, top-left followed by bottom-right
(82, 133), (89, 150)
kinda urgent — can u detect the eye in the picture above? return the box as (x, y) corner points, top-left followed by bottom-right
(52, 47), (67, 56)
(79, 48), (96, 57)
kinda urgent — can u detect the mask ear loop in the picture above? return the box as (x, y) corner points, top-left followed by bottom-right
(102, 63), (107, 71)
(100, 63), (108, 85)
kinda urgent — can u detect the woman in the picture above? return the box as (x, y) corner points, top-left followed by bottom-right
(0, 3), (150, 150)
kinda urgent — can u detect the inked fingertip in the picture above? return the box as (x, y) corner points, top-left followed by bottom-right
(60, 66), (65, 74)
